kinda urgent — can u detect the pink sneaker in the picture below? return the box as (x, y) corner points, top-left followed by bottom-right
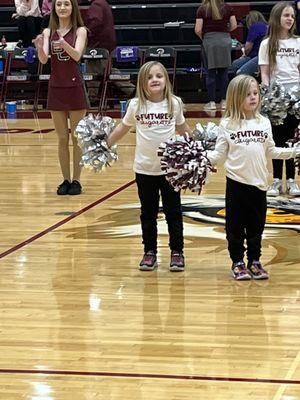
(170, 251), (185, 272)
(139, 250), (157, 271)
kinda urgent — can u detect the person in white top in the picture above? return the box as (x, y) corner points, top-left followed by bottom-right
(107, 61), (192, 272)
(207, 75), (300, 281)
(258, 1), (300, 196)
(13, 0), (42, 47)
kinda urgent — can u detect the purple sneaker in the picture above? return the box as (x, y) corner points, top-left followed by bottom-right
(247, 260), (269, 280)
(139, 250), (157, 271)
(231, 261), (251, 281)
(170, 251), (185, 272)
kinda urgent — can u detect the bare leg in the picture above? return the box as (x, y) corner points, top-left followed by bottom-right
(69, 109), (86, 182)
(51, 110), (70, 182)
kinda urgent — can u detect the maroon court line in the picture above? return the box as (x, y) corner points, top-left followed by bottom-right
(0, 368), (300, 385)
(0, 180), (135, 260)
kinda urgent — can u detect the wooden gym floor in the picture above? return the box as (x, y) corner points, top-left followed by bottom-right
(0, 109), (300, 399)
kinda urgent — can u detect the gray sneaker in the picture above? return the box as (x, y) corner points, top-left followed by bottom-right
(267, 179), (282, 197)
(286, 179), (300, 196)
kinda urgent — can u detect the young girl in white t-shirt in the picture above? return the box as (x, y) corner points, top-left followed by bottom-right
(107, 61), (191, 272)
(207, 75), (300, 281)
(259, 1), (300, 197)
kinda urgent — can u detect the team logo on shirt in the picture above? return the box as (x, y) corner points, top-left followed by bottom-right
(135, 113), (173, 128)
(278, 47), (300, 58)
(230, 130), (269, 144)
(51, 42), (70, 61)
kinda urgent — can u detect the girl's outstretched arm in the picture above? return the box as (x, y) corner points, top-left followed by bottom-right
(107, 122), (131, 147)
(206, 128), (228, 165)
(176, 121), (192, 135)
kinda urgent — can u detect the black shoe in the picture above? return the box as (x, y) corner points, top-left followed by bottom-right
(57, 180), (71, 195)
(68, 180), (82, 195)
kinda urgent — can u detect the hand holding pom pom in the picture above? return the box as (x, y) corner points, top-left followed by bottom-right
(286, 126), (300, 175)
(192, 121), (219, 150)
(260, 82), (290, 125)
(158, 134), (217, 194)
(287, 85), (300, 120)
(75, 114), (118, 172)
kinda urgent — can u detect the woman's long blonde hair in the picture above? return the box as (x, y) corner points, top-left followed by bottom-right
(201, 0), (224, 20)
(267, 1), (296, 73)
(246, 10), (267, 28)
(135, 61), (182, 116)
(224, 75), (261, 128)
(49, 0), (85, 32)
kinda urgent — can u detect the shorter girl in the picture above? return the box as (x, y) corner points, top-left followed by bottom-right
(107, 61), (191, 271)
(207, 75), (300, 280)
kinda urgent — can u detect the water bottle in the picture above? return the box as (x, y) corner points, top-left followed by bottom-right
(80, 62), (87, 73)
(1, 35), (6, 47)
(120, 100), (127, 118)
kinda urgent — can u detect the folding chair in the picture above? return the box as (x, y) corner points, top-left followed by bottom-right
(143, 46), (177, 91)
(101, 46), (144, 112)
(82, 47), (110, 110)
(2, 47), (38, 110)
(0, 49), (8, 107)
(34, 56), (51, 111)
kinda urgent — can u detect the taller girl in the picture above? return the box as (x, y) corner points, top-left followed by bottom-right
(34, 0), (88, 195)
(259, 1), (300, 196)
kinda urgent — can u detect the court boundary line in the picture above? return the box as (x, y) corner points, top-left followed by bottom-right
(0, 368), (300, 385)
(0, 180), (135, 260)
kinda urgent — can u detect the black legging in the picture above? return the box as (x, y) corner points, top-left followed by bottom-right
(135, 173), (183, 253)
(271, 114), (298, 180)
(225, 177), (267, 263)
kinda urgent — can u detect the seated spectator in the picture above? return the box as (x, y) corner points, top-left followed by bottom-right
(12, 0), (42, 48)
(231, 11), (268, 76)
(41, 0), (51, 29)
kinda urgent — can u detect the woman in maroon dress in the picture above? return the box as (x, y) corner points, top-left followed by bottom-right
(33, 0), (88, 195)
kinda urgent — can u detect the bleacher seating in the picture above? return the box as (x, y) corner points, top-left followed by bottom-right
(1, 2), (276, 42)
(0, 0), (277, 104)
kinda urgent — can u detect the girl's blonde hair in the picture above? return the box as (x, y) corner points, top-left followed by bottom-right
(49, 0), (85, 32)
(267, 1), (296, 73)
(201, 0), (224, 20)
(135, 61), (181, 116)
(246, 10), (267, 28)
(224, 75), (261, 127)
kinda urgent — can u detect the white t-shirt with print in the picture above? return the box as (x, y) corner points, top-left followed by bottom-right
(122, 97), (185, 175)
(207, 116), (297, 191)
(258, 37), (300, 86)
